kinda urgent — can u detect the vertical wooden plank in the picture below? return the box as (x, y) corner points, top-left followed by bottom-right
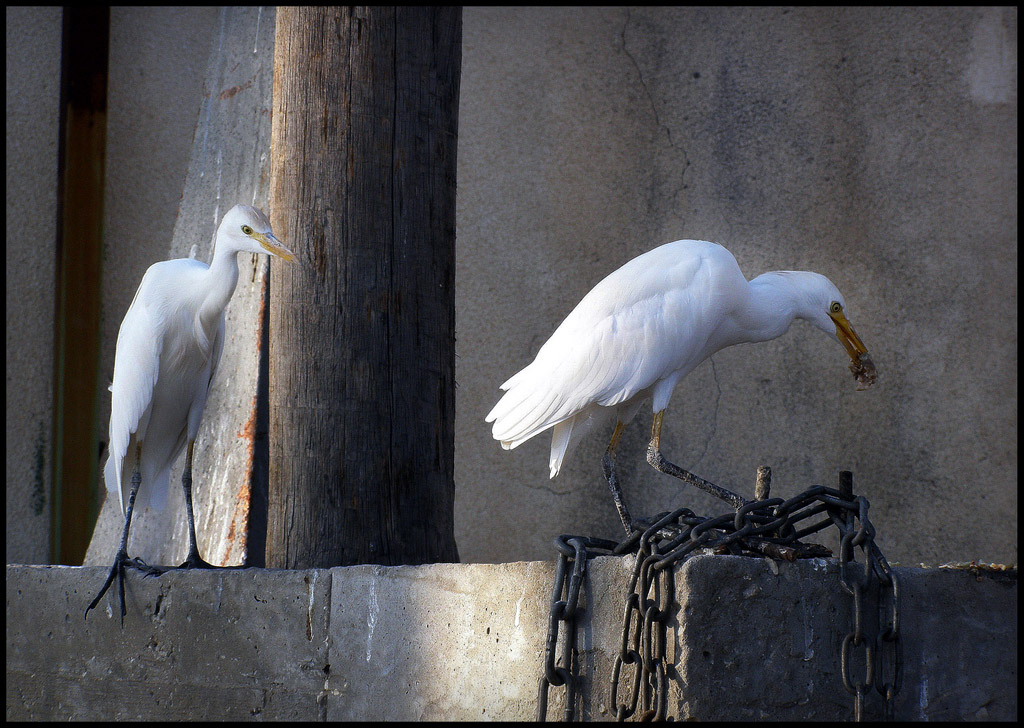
(53, 6), (109, 564)
(82, 7), (277, 570)
(268, 7), (461, 567)
(388, 6), (461, 561)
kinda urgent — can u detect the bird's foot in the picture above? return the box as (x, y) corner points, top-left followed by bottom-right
(127, 556), (171, 577)
(177, 554), (220, 570)
(85, 549), (159, 624)
(177, 547), (253, 570)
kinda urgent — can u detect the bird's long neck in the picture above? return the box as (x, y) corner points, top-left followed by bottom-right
(738, 272), (804, 343)
(199, 242), (241, 331)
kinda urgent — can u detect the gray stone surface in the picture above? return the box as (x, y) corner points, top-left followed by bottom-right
(669, 556), (1017, 721)
(5, 6), (63, 563)
(7, 564), (331, 720)
(6, 557), (1016, 721)
(326, 561), (556, 720)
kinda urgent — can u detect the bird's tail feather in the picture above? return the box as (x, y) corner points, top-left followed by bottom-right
(105, 440), (170, 515)
(486, 364), (567, 446)
(547, 404), (621, 479)
(548, 417), (574, 478)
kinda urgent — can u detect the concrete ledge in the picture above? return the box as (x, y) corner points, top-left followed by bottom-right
(6, 557), (1016, 720)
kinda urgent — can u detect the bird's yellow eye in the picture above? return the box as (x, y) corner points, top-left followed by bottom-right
(241, 225), (253, 236)
(830, 301), (842, 314)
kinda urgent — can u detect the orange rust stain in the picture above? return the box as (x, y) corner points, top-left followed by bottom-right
(238, 404), (258, 442)
(226, 391), (259, 563)
(226, 273), (269, 564)
(225, 478), (252, 562)
(219, 78), (253, 100)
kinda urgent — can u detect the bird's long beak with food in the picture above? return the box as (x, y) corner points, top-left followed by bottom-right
(828, 306), (877, 391)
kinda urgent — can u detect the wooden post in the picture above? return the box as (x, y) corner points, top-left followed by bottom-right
(54, 6), (109, 564)
(267, 7), (461, 567)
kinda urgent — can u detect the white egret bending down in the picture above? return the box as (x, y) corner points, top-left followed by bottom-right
(486, 240), (875, 536)
(86, 205), (296, 622)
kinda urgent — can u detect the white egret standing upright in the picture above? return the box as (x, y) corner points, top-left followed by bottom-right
(86, 204), (296, 622)
(486, 240), (876, 535)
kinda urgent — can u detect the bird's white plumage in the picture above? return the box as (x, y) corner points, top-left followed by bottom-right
(104, 204), (294, 513)
(486, 239), (871, 478)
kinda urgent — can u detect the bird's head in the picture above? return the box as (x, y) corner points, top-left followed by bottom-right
(219, 204), (297, 263)
(795, 272), (877, 391)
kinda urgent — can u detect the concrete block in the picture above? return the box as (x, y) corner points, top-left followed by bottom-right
(326, 561), (556, 720)
(5, 556), (1015, 721)
(665, 556), (1017, 721)
(7, 565), (332, 720)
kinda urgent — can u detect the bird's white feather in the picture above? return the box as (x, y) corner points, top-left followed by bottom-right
(106, 267), (165, 512)
(486, 239), (865, 478)
(103, 204), (293, 516)
(487, 241), (741, 453)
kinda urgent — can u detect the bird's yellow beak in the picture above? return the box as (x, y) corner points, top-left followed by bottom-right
(830, 310), (867, 359)
(829, 310), (876, 390)
(256, 232), (297, 263)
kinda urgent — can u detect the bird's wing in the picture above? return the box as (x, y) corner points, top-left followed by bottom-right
(209, 315), (226, 393)
(106, 271), (164, 511)
(488, 243), (725, 446)
(185, 313), (226, 439)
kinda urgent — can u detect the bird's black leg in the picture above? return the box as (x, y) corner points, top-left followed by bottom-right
(179, 439), (217, 569)
(85, 449), (160, 624)
(646, 410), (751, 509)
(602, 420), (635, 537)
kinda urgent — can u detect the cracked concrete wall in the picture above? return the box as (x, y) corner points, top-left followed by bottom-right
(455, 7), (1017, 566)
(7, 560), (1017, 720)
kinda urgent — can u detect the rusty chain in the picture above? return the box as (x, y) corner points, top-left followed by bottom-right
(537, 535), (618, 721)
(537, 468), (901, 722)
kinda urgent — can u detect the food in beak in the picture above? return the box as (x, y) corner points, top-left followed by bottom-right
(849, 352), (877, 391)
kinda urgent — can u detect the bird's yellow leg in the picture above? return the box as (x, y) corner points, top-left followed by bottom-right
(180, 439), (216, 569)
(650, 410), (665, 450)
(602, 421), (635, 536)
(646, 410), (750, 510)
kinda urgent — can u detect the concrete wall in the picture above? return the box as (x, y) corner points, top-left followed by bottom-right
(5, 6), (63, 564)
(455, 7), (1017, 565)
(6, 558), (1017, 720)
(5, 7), (1017, 568)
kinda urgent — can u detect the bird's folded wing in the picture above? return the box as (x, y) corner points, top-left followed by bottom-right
(487, 244), (717, 447)
(487, 294), (687, 446)
(106, 292), (163, 510)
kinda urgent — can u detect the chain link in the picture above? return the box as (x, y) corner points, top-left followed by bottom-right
(537, 535), (618, 721)
(539, 468), (902, 721)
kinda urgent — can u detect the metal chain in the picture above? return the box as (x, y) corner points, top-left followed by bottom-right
(539, 468), (902, 722)
(537, 535), (618, 721)
(836, 471), (902, 721)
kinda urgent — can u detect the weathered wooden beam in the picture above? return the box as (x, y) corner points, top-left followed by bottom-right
(267, 7), (461, 567)
(85, 7), (277, 569)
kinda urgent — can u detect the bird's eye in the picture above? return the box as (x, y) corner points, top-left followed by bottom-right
(241, 225), (253, 236)
(830, 301), (842, 314)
